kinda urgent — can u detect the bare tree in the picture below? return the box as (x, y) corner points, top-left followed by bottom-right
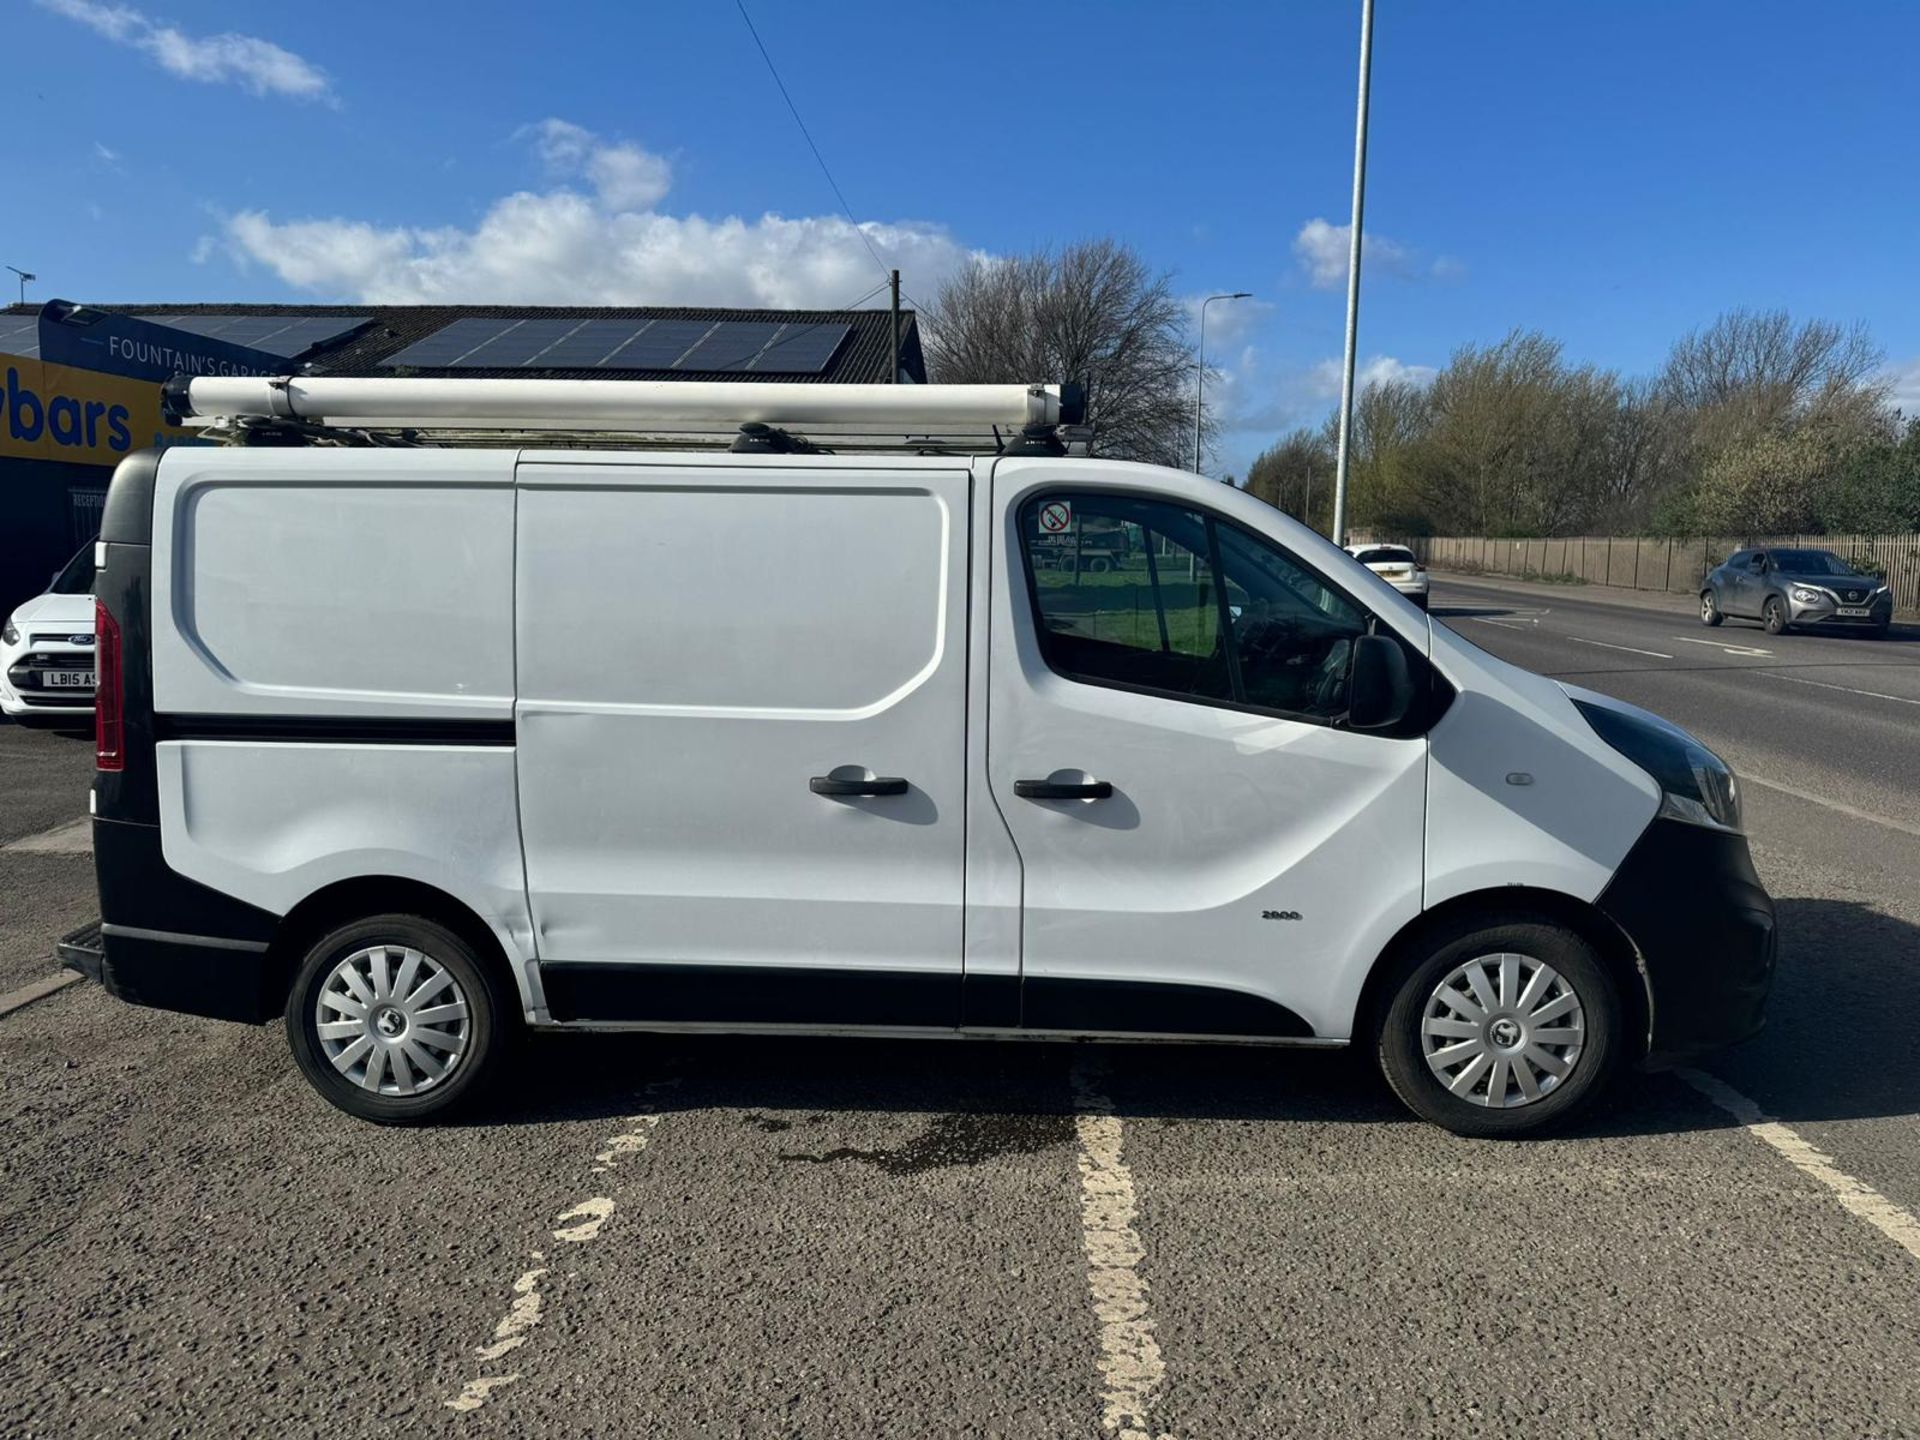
(925, 240), (1201, 467)
(1663, 308), (1888, 439)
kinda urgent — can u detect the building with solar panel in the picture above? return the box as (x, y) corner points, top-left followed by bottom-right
(0, 301), (924, 613)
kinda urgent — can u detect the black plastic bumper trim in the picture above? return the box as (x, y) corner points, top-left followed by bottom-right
(100, 922), (269, 953)
(1597, 816), (1776, 1067)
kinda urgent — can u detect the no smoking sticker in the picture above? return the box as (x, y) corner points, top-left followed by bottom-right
(1039, 501), (1073, 533)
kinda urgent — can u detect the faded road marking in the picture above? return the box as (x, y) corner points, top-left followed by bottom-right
(592, 1113), (662, 1173)
(1567, 635), (1673, 659)
(1740, 773), (1920, 839)
(2, 817), (92, 854)
(447, 1375), (521, 1413)
(475, 1266), (548, 1362)
(1763, 670), (1920, 707)
(552, 1196), (615, 1243)
(445, 1086), (673, 1413)
(1460, 615), (1533, 631)
(0, 970), (84, 1020)
(1072, 1060), (1174, 1440)
(1681, 1068), (1920, 1265)
(1671, 635), (1772, 656)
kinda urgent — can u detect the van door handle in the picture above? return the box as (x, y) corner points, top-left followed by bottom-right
(1014, 779), (1113, 800)
(810, 775), (909, 797)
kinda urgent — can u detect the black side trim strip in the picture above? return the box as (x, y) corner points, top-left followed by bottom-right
(154, 714), (516, 746)
(542, 963), (961, 1027)
(1022, 976), (1315, 1038)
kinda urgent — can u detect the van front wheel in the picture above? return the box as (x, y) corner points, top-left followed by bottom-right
(1376, 916), (1620, 1138)
(286, 914), (508, 1123)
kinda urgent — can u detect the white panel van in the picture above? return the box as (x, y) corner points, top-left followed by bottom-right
(62, 381), (1775, 1137)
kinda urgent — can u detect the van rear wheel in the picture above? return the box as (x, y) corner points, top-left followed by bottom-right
(285, 914), (508, 1123)
(1376, 916), (1621, 1138)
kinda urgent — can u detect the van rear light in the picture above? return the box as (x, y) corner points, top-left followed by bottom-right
(95, 598), (124, 772)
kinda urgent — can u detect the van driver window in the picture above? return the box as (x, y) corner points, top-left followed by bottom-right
(1021, 494), (1371, 723)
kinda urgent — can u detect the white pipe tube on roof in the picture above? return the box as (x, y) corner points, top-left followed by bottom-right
(177, 377), (1078, 430)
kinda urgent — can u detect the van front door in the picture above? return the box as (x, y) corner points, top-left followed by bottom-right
(985, 470), (1428, 1041)
(514, 457), (971, 1028)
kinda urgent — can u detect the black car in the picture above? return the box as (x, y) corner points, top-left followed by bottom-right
(1701, 547), (1893, 637)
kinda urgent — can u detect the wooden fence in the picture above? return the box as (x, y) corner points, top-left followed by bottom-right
(1408, 533), (1920, 618)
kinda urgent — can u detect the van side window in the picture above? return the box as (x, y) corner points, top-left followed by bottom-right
(1021, 495), (1232, 703)
(1019, 494), (1371, 723)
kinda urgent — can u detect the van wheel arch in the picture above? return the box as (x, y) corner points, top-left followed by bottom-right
(1354, 889), (1649, 1057)
(267, 877), (524, 1023)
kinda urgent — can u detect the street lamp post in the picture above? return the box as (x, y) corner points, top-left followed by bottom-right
(5, 266), (34, 308)
(1193, 291), (1252, 473)
(1330, 0), (1376, 546)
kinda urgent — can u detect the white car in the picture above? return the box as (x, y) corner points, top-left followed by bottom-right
(1346, 543), (1429, 610)
(1, 543), (97, 728)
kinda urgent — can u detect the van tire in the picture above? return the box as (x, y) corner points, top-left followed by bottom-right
(285, 914), (509, 1124)
(1375, 915), (1621, 1139)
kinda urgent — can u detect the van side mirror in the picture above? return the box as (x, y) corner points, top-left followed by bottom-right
(1347, 634), (1413, 731)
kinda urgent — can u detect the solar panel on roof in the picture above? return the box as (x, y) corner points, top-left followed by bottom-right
(674, 321), (785, 372)
(530, 319), (642, 368)
(379, 317), (516, 368)
(378, 314), (853, 374)
(606, 319), (715, 369)
(425, 319), (567, 369)
(0, 317), (39, 359)
(132, 313), (367, 358)
(751, 322), (851, 375)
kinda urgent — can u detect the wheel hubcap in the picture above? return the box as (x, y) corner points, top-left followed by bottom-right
(315, 944), (471, 1096)
(1420, 952), (1586, 1108)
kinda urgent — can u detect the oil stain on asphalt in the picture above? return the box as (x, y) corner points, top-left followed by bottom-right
(780, 1110), (1075, 1175)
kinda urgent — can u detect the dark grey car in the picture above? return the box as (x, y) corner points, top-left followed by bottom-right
(1700, 547), (1893, 637)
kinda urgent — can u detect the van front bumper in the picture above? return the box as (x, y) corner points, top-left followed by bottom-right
(1596, 816), (1776, 1067)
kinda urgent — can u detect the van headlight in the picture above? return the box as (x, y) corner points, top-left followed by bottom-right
(1790, 585), (1823, 604)
(1, 619), (17, 646)
(1572, 698), (1742, 833)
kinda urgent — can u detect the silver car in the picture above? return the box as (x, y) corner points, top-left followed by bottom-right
(1700, 547), (1893, 637)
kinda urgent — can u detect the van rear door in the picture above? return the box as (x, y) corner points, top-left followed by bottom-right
(514, 456), (971, 1027)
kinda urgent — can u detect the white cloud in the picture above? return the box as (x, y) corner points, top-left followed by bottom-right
(1886, 358), (1920, 419)
(215, 119), (981, 307)
(1207, 349), (1437, 476)
(35, 0), (333, 102)
(1292, 218), (1459, 291)
(1307, 353), (1439, 400)
(520, 118), (672, 212)
(92, 141), (121, 165)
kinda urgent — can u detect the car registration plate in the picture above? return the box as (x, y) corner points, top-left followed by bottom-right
(43, 670), (94, 689)
(1837, 606), (1871, 617)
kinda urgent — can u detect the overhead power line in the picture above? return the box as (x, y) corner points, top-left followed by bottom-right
(733, 0), (893, 286)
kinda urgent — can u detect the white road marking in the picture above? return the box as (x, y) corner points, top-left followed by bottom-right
(1672, 636), (1773, 656)
(551, 1195), (615, 1243)
(474, 1266), (548, 1362)
(591, 1113), (662, 1173)
(446, 1375), (521, 1413)
(1680, 1069), (1920, 1265)
(1567, 635), (1673, 659)
(0, 970), (84, 1020)
(1761, 671), (1920, 707)
(1072, 1060), (1174, 1440)
(1740, 773), (1920, 839)
(2, 817), (91, 854)
(1461, 616), (1533, 631)
(445, 1087), (673, 1412)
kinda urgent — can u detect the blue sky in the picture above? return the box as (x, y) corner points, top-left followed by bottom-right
(7, 0), (1918, 472)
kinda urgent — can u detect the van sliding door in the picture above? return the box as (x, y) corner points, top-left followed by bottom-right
(513, 458), (971, 1028)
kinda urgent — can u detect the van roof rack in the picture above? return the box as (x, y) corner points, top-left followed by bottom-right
(163, 376), (1089, 456)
